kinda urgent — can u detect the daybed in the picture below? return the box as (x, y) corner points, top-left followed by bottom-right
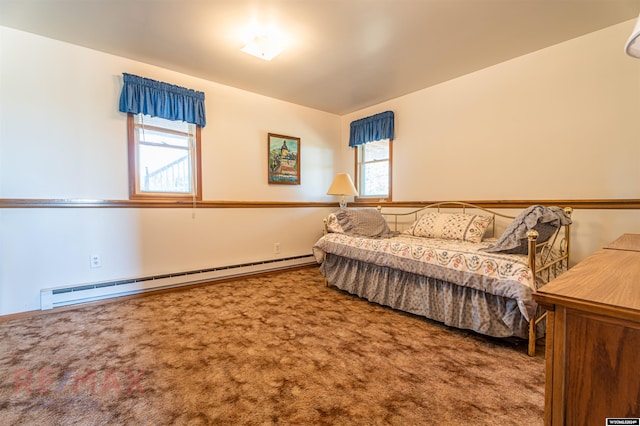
(312, 202), (573, 356)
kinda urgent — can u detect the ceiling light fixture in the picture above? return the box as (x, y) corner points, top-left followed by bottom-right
(241, 34), (285, 61)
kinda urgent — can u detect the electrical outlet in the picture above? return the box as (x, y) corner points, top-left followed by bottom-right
(274, 243), (281, 254)
(90, 255), (102, 268)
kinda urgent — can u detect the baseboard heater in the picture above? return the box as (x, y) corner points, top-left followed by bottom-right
(40, 254), (316, 310)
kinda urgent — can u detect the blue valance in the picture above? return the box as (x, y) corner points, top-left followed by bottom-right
(119, 73), (206, 127)
(349, 110), (394, 147)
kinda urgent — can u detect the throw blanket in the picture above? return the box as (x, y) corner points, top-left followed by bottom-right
(482, 205), (572, 254)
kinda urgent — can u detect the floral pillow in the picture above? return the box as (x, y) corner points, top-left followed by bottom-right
(405, 212), (493, 243)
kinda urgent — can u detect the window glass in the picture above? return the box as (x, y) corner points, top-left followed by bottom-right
(362, 160), (389, 196)
(363, 140), (389, 162)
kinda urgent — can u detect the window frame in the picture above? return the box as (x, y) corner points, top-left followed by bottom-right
(127, 113), (202, 201)
(353, 138), (393, 202)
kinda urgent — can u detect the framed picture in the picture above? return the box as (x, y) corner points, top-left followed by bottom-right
(268, 133), (300, 185)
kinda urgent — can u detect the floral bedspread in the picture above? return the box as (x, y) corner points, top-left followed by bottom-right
(313, 233), (541, 320)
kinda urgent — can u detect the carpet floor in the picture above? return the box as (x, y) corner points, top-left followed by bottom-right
(0, 267), (545, 425)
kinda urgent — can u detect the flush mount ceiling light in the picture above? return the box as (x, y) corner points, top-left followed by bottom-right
(241, 34), (285, 61)
(239, 19), (289, 61)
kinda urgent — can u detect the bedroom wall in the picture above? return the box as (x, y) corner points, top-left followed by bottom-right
(2, 21), (639, 316)
(339, 20), (640, 263)
(0, 26), (339, 315)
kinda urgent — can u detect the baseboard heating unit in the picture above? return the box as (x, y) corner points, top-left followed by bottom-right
(40, 254), (316, 310)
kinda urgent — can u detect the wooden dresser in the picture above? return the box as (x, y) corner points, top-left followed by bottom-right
(533, 234), (640, 425)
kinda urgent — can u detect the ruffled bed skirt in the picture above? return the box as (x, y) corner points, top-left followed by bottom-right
(320, 254), (541, 339)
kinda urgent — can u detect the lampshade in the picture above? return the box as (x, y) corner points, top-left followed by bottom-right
(625, 13), (640, 58)
(327, 173), (358, 196)
(327, 173), (358, 208)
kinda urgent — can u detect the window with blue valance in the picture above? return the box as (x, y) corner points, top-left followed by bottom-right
(349, 110), (394, 147)
(119, 73), (206, 127)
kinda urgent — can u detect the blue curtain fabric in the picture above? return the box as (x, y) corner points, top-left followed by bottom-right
(119, 73), (206, 127)
(349, 111), (394, 147)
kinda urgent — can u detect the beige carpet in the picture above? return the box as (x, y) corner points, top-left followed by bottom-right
(0, 267), (545, 425)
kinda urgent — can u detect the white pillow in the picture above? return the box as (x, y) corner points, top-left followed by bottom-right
(405, 212), (492, 243)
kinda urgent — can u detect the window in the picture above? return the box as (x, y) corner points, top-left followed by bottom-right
(355, 138), (392, 201)
(127, 113), (202, 200)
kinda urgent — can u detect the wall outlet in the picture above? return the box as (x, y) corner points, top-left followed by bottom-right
(90, 254), (102, 268)
(274, 243), (281, 254)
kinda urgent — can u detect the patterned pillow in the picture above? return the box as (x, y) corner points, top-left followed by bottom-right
(405, 212), (493, 243)
(325, 213), (344, 233)
(334, 208), (395, 238)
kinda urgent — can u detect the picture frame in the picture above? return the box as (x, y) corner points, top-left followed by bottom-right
(268, 133), (300, 185)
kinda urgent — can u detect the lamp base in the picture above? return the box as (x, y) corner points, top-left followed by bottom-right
(339, 197), (348, 209)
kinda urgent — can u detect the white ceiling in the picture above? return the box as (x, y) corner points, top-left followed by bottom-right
(1, 0), (639, 115)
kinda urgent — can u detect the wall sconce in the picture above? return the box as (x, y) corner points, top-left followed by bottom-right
(327, 173), (358, 209)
